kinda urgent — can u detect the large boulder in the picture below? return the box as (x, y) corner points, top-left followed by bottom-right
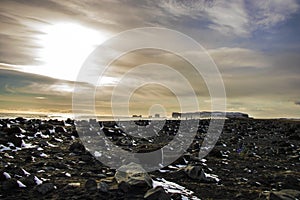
(115, 162), (153, 192)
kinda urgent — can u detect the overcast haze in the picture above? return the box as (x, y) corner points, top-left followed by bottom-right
(0, 0), (300, 118)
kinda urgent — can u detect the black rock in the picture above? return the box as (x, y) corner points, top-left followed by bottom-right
(184, 165), (205, 180)
(38, 123), (54, 131)
(65, 118), (74, 125)
(209, 149), (227, 158)
(144, 186), (171, 200)
(71, 130), (79, 138)
(0, 134), (8, 145)
(36, 183), (55, 195)
(8, 135), (22, 147)
(80, 154), (95, 163)
(15, 117), (26, 123)
(85, 179), (97, 191)
(5, 126), (22, 135)
(55, 126), (65, 133)
(46, 161), (67, 169)
(69, 141), (85, 153)
(20, 174), (36, 187)
(98, 181), (109, 193)
(12, 167), (30, 177)
(118, 181), (131, 193)
(2, 179), (19, 191)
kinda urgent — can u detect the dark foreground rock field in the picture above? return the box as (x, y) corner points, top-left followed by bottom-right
(0, 117), (299, 199)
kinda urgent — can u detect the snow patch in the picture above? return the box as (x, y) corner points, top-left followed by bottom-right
(94, 151), (102, 157)
(153, 178), (200, 200)
(3, 172), (11, 179)
(21, 168), (31, 176)
(17, 180), (26, 188)
(34, 176), (43, 185)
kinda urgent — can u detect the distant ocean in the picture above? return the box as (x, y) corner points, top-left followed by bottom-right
(0, 112), (168, 121)
(0, 112), (71, 120)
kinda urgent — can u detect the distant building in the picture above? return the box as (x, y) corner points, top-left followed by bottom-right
(171, 111), (249, 119)
(226, 112), (249, 119)
(172, 112), (181, 118)
(132, 114), (142, 118)
(154, 114), (160, 118)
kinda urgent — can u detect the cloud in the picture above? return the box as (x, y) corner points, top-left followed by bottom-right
(1, 66), (78, 94)
(35, 96), (47, 100)
(200, 47), (300, 100)
(159, 0), (299, 37)
(208, 47), (271, 69)
(249, 0), (299, 28)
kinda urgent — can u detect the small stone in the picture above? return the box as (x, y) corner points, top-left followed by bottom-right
(184, 165), (205, 180)
(184, 165), (219, 183)
(36, 183), (55, 195)
(98, 181), (109, 193)
(118, 181), (131, 193)
(8, 135), (22, 147)
(144, 186), (171, 200)
(85, 179), (97, 191)
(68, 182), (80, 187)
(20, 174), (36, 187)
(54, 126), (65, 133)
(69, 141), (85, 153)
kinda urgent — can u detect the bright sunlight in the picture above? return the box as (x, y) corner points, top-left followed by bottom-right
(30, 23), (107, 81)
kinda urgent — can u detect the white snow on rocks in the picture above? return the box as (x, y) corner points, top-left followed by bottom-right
(34, 132), (50, 139)
(39, 153), (49, 158)
(21, 168), (31, 176)
(21, 140), (37, 149)
(17, 180), (27, 188)
(34, 176), (43, 185)
(153, 178), (201, 200)
(3, 172), (11, 179)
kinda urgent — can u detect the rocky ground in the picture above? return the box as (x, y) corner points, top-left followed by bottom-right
(0, 117), (299, 199)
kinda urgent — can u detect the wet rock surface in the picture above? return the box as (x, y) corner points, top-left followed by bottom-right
(0, 117), (299, 199)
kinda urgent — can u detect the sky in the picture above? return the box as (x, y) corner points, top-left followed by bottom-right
(0, 0), (300, 118)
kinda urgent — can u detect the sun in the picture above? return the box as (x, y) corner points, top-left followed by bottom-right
(33, 23), (107, 81)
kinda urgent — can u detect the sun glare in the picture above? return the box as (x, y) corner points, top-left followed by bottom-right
(32, 23), (107, 81)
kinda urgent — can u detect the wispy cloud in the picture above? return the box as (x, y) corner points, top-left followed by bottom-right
(209, 47), (271, 68)
(159, 0), (299, 37)
(249, 0), (299, 28)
